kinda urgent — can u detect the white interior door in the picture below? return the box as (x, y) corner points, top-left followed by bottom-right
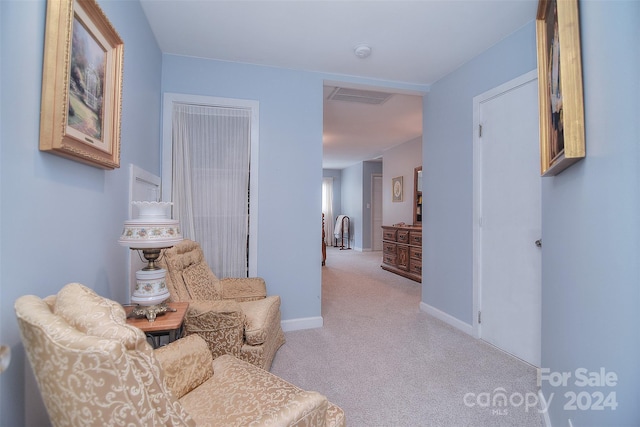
(473, 71), (541, 367)
(372, 174), (383, 251)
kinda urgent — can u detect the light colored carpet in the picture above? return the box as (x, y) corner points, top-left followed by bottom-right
(271, 247), (544, 427)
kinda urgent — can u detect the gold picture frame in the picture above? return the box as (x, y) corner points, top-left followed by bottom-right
(536, 0), (585, 176)
(392, 176), (403, 202)
(39, 0), (124, 169)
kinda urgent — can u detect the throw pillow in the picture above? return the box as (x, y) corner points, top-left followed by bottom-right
(181, 262), (221, 300)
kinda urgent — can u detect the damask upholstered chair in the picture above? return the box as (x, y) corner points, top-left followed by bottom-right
(15, 283), (345, 427)
(159, 239), (285, 370)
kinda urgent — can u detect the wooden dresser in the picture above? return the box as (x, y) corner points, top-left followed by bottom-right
(381, 225), (422, 282)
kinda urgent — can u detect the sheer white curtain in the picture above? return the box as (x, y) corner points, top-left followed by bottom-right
(172, 103), (251, 277)
(322, 177), (334, 246)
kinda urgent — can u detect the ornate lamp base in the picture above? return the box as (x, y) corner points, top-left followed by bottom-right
(126, 302), (176, 322)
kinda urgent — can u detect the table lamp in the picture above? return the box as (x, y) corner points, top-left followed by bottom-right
(118, 201), (182, 321)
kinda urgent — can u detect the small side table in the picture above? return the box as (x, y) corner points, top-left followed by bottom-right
(124, 302), (189, 348)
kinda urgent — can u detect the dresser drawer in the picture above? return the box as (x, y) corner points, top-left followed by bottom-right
(397, 230), (410, 243)
(409, 259), (422, 275)
(409, 231), (422, 246)
(409, 246), (422, 261)
(383, 252), (397, 266)
(382, 228), (397, 241)
(383, 242), (397, 254)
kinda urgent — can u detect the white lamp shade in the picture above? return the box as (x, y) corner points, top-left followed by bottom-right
(119, 201), (182, 249)
(118, 219), (182, 248)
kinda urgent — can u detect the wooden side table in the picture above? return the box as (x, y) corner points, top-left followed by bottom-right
(124, 302), (189, 348)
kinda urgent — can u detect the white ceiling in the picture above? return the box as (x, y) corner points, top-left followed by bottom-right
(323, 85), (423, 169)
(140, 0), (538, 169)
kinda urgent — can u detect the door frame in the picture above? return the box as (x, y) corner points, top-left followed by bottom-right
(471, 69), (538, 339)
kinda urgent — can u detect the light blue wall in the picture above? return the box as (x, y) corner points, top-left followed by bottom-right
(0, 1), (163, 425)
(423, 21), (537, 324)
(162, 55), (325, 321)
(541, 2), (640, 425)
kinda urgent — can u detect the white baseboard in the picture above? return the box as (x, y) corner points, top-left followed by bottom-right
(281, 316), (323, 332)
(419, 302), (474, 336)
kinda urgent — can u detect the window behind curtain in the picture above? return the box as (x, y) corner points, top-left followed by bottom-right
(172, 103), (251, 277)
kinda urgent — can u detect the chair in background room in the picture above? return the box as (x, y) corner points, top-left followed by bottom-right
(159, 239), (285, 370)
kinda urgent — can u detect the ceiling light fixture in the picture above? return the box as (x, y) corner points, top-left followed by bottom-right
(354, 44), (371, 59)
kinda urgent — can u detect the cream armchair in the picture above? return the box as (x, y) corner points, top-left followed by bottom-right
(159, 239), (285, 370)
(15, 283), (345, 427)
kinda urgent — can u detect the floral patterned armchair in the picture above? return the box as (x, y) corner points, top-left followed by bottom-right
(15, 283), (345, 427)
(159, 239), (285, 370)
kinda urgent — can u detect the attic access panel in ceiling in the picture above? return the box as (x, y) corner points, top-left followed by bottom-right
(327, 87), (393, 105)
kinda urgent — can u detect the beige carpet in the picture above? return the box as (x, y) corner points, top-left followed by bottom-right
(270, 247), (544, 427)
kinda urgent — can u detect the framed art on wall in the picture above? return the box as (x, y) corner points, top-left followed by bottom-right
(39, 0), (124, 169)
(536, 0), (585, 176)
(392, 176), (403, 202)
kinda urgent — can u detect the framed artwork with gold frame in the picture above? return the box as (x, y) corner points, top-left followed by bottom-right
(39, 0), (124, 169)
(536, 0), (585, 176)
(392, 176), (403, 202)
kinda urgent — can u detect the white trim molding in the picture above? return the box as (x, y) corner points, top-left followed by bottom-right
(281, 317), (324, 332)
(419, 302), (474, 336)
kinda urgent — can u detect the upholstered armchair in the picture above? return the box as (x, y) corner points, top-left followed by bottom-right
(15, 283), (345, 427)
(159, 239), (285, 370)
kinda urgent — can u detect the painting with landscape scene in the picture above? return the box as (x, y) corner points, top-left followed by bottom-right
(39, 0), (124, 169)
(68, 16), (106, 142)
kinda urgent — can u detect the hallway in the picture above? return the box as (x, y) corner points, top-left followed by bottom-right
(271, 248), (543, 426)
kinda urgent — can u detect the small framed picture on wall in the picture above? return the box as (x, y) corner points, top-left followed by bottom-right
(392, 176), (403, 202)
